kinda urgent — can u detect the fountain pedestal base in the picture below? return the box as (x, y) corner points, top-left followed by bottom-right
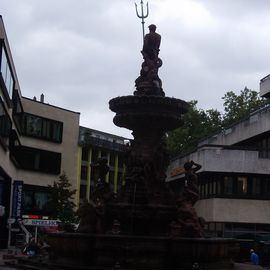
(47, 233), (238, 270)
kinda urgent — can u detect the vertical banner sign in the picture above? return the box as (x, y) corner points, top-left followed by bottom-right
(12, 180), (23, 219)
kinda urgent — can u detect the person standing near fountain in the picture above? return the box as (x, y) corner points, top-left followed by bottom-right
(250, 249), (259, 265)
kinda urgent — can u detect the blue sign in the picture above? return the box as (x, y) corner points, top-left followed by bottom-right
(12, 180), (23, 219)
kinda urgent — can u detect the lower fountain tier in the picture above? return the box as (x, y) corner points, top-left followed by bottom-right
(47, 233), (239, 270)
(105, 203), (177, 236)
(109, 95), (189, 131)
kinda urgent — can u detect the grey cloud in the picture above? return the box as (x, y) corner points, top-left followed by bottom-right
(1, 0), (270, 137)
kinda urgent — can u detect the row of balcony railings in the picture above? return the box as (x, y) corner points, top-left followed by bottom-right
(80, 135), (127, 152)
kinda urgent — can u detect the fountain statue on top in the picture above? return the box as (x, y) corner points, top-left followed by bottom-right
(135, 24), (164, 96)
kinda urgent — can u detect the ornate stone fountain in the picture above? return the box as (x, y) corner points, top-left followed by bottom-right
(47, 25), (238, 270)
(108, 24), (189, 237)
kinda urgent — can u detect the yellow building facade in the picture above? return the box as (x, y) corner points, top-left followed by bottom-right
(76, 127), (127, 205)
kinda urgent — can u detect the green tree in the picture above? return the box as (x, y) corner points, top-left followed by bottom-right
(167, 88), (267, 157)
(167, 100), (222, 157)
(47, 172), (76, 223)
(222, 87), (266, 127)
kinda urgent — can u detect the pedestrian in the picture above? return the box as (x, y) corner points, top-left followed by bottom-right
(250, 249), (259, 265)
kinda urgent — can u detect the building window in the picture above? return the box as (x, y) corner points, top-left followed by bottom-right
(224, 176), (233, 195)
(12, 91), (23, 114)
(0, 45), (14, 98)
(117, 172), (123, 192)
(237, 176), (248, 194)
(80, 166), (88, 180)
(256, 224), (270, 235)
(224, 223), (233, 238)
(90, 165), (98, 183)
(25, 114), (42, 136)
(216, 179), (221, 195)
(17, 113), (63, 143)
(91, 148), (99, 163)
(0, 99), (11, 138)
(13, 146), (61, 174)
(109, 171), (114, 190)
(23, 185), (50, 215)
(101, 150), (107, 158)
(263, 178), (270, 197)
(81, 148), (89, 161)
(110, 152), (116, 167)
(208, 181), (212, 195)
(201, 184), (205, 197)
(80, 184), (86, 199)
(213, 181), (216, 195)
(252, 177), (261, 195)
(205, 182), (208, 196)
(259, 136), (270, 158)
(118, 155), (124, 168)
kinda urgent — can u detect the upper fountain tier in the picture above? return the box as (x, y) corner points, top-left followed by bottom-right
(109, 24), (189, 132)
(109, 95), (189, 132)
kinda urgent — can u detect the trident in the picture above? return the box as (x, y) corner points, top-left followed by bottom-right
(135, 0), (149, 43)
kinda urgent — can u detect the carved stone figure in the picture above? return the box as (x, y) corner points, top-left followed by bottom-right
(92, 157), (109, 182)
(183, 160), (201, 204)
(76, 199), (104, 233)
(91, 157), (111, 202)
(172, 161), (205, 237)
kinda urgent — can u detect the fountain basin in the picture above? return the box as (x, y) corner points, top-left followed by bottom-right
(47, 233), (238, 269)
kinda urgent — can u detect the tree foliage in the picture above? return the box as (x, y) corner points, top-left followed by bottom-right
(222, 87), (266, 127)
(167, 88), (266, 157)
(167, 100), (222, 156)
(47, 172), (76, 223)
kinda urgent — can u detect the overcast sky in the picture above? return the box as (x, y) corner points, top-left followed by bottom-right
(1, 0), (270, 138)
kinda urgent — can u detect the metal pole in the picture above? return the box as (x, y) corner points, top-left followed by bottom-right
(7, 223), (12, 249)
(34, 226), (38, 243)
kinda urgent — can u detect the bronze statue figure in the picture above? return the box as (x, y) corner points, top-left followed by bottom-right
(142, 24), (161, 61)
(91, 157), (111, 202)
(76, 199), (104, 233)
(172, 161), (205, 237)
(135, 24), (164, 96)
